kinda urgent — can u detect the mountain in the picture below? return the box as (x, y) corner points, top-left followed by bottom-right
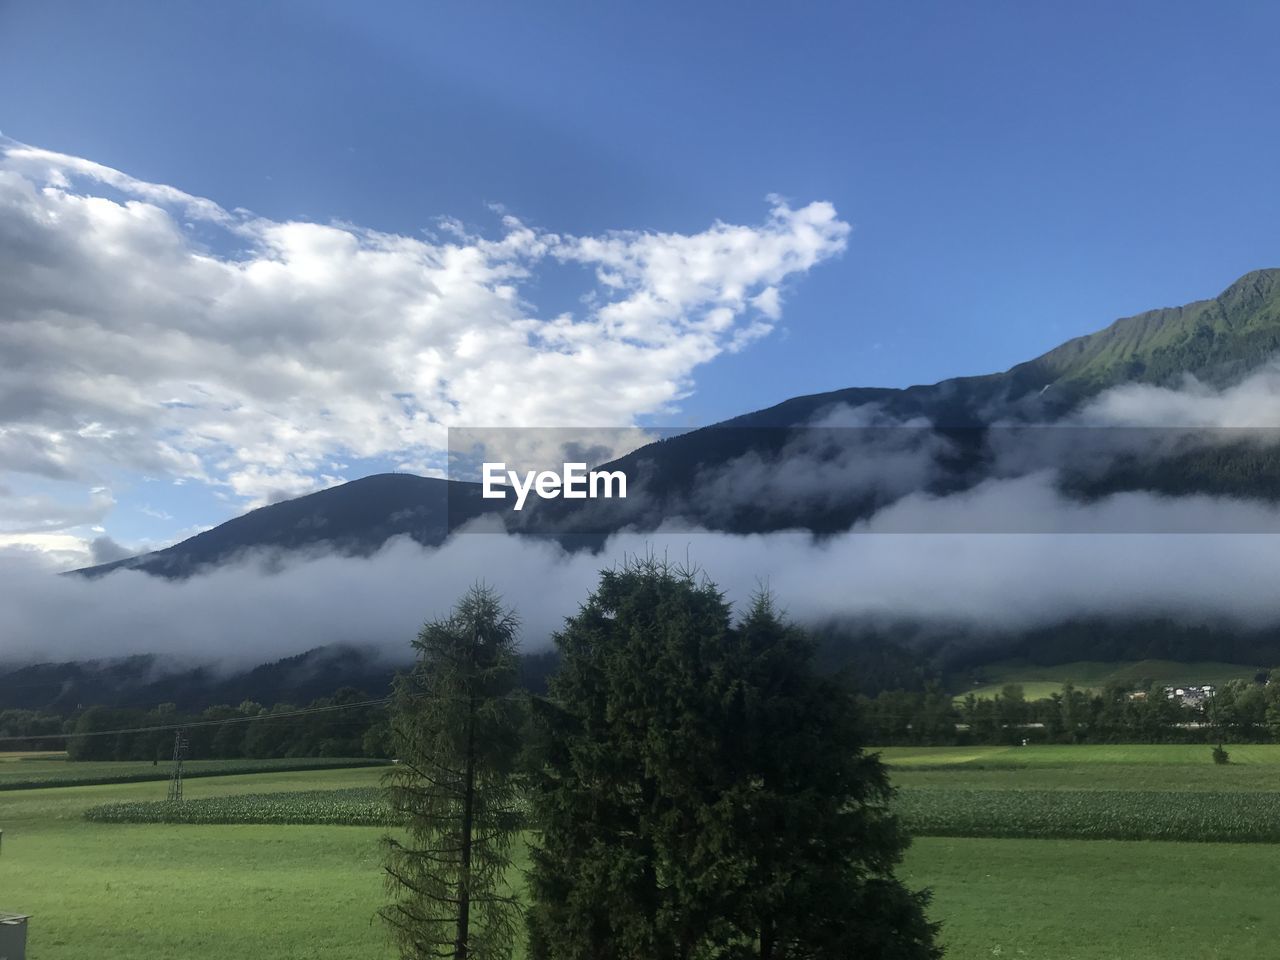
(0, 646), (393, 713)
(75, 268), (1280, 578)
(1031, 268), (1280, 393)
(8, 617), (1280, 714)
(80, 473), (490, 578)
(0, 644), (558, 714)
(37, 270), (1280, 708)
(716, 267), (1280, 426)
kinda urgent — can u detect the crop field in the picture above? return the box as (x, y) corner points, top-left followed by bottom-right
(85, 787), (394, 826)
(884, 745), (1280, 841)
(897, 787), (1280, 842)
(87, 781), (1280, 845)
(5, 746), (1280, 959)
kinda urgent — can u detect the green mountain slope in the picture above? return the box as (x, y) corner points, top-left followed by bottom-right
(1032, 268), (1280, 392)
(727, 268), (1280, 428)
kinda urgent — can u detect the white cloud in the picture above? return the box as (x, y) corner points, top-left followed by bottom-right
(6, 481), (1280, 667)
(0, 137), (849, 549)
(0, 486), (114, 535)
(1075, 364), (1280, 429)
(1, 143), (232, 223)
(0, 534), (100, 570)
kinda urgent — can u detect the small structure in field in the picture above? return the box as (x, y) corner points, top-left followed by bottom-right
(0, 911), (30, 960)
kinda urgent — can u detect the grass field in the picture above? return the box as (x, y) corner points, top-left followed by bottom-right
(958, 658), (1259, 699)
(0, 755), (387, 790)
(0, 766), (401, 959)
(900, 837), (1280, 960)
(882, 743), (1280, 791)
(5, 746), (1280, 958)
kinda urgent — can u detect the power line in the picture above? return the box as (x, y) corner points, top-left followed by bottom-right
(0, 689), (532, 745)
(166, 729), (189, 802)
(0, 696), (392, 745)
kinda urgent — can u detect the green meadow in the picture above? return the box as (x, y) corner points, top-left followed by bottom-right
(3, 747), (1280, 959)
(882, 743), (1280, 791)
(0, 764), (399, 960)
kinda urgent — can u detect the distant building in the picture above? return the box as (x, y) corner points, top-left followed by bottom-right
(1163, 684), (1215, 705)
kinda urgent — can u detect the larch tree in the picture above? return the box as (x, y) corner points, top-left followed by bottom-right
(382, 585), (524, 960)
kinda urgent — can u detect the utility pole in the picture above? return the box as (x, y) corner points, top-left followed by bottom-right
(167, 728), (189, 802)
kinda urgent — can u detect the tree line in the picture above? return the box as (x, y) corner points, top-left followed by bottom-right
(13, 663), (1277, 766)
(40, 691), (391, 761)
(859, 677), (1280, 745)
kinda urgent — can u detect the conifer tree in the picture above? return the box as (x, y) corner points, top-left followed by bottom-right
(382, 585), (523, 960)
(709, 594), (941, 959)
(526, 560), (941, 959)
(526, 558), (733, 959)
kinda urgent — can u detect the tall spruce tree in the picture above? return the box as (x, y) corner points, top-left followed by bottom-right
(526, 560), (940, 960)
(712, 594), (941, 959)
(526, 558), (734, 959)
(382, 585), (524, 960)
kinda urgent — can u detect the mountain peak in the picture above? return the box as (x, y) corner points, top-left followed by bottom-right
(1029, 267), (1280, 395)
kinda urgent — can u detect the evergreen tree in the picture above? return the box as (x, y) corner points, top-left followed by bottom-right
(526, 560), (940, 959)
(526, 559), (732, 959)
(382, 585), (524, 960)
(709, 594), (941, 959)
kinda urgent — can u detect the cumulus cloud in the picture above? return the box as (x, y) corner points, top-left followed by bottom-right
(0, 534), (104, 571)
(0, 137), (848, 550)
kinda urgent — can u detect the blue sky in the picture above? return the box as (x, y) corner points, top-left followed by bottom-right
(1, 1), (1279, 565)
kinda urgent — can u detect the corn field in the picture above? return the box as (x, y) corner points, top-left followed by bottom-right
(84, 788), (398, 826)
(896, 787), (1280, 843)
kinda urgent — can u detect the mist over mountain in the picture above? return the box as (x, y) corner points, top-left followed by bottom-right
(0, 646), (396, 714)
(73, 268), (1280, 578)
(7, 269), (1280, 708)
(77, 475), (477, 579)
